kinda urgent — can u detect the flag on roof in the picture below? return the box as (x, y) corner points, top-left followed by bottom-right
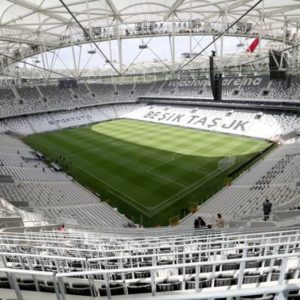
(247, 37), (260, 53)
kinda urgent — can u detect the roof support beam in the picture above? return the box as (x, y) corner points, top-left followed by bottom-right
(105, 0), (123, 23)
(0, 24), (60, 38)
(264, 6), (299, 18)
(59, 0), (121, 76)
(176, 0), (264, 72)
(0, 51), (72, 79)
(5, 0), (71, 25)
(163, 0), (185, 21)
(227, 0), (252, 12)
(202, 0), (252, 22)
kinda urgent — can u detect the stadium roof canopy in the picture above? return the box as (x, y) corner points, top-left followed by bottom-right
(0, 0), (299, 80)
(1, 0), (300, 41)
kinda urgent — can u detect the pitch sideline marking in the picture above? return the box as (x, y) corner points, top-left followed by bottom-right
(147, 170), (185, 188)
(27, 120), (270, 219)
(70, 164), (154, 215)
(148, 166), (223, 216)
(147, 138), (269, 216)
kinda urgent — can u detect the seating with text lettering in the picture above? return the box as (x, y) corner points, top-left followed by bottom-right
(1, 75), (300, 120)
(125, 105), (300, 140)
(145, 75), (300, 101)
(0, 103), (142, 135)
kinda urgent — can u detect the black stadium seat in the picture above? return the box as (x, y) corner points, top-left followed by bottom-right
(39, 281), (69, 293)
(17, 279), (36, 291)
(66, 283), (97, 296)
(186, 277), (212, 289)
(0, 277), (10, 289)
(215, 274), (237, 287)
(240, 295), (274, 300)
(99, 283), (124, 296)
(128, 282), (152, 294)
(157, 280), (181, 292)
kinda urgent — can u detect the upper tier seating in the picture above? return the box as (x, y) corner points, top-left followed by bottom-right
(0, 75), (299, 119)
(0, 83), (139, 118)
(143, 75), (300, 101)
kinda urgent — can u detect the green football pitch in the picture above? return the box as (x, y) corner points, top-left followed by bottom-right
(24, 119), (272, 226)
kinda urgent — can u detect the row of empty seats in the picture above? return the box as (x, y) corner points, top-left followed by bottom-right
(0, 134), (130, 228)
(126, 104), (300, 140)
(1, 75), (299, 118)
(0, 103), (142, 135)
(0, 83), (141, 118)
(181, 142), (300, 225)
(1, 227), (300, 299)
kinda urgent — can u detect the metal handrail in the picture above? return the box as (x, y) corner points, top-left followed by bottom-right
(1, 235), (300, 266)
(0, 231), (299, 254)
(1, 228), (299, 254)
(1, 245), (300, 300)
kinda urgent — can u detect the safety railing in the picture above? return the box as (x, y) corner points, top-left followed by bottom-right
(1, 251), (300, 299)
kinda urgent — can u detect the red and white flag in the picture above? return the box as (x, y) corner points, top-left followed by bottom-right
(247, 37), (260, 53)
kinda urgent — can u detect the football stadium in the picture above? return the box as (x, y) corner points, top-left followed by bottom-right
(0, 0), (299, 299)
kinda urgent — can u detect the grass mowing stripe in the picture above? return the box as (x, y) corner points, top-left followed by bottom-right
(24, 119), (271, 226)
